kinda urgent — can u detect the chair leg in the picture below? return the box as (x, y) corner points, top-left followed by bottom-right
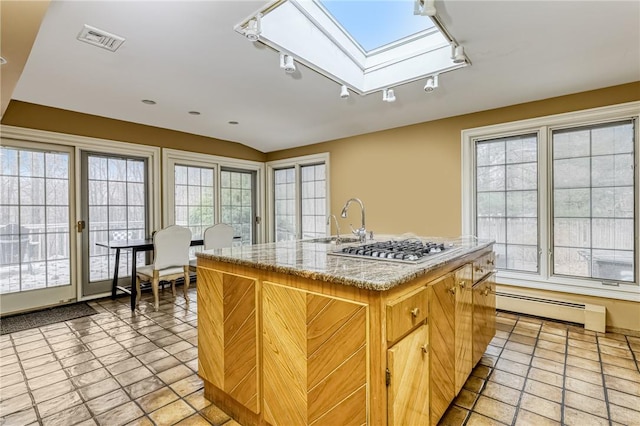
(183, 266), (190, 303)
(135, 275), (141, 309)
(152, 270), (160, 311)
(171, 280), (177, 298)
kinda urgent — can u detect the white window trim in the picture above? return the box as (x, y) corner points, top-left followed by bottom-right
(1, 125), (162, 303)
(266, 152), (331, 242)
(162, 148), (266, 244)
(461, 101), (640, 302)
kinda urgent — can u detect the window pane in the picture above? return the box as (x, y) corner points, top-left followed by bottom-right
(220, 169), (254, 244)
(475, 135), (538, 273)
(301, 164), (326, 240)
(174, 165), (215, 240)
(274, 168), (297, 242)
(552, 120), (635, 282)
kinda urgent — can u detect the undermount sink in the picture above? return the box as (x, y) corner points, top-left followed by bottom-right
(306, 236), (360, 244)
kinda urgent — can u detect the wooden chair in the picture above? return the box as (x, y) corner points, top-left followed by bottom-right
(189, 223), (235, 272)
(136, 225), (192, 311)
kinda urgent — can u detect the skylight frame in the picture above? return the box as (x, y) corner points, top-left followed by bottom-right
(234, 0), (469, 95)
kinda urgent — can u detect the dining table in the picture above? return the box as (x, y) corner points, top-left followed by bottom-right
(96, 238), (204, 311)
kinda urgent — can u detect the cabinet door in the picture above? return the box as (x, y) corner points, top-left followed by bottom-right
(262, 281), (368, 426)
(454, 264), (473, 395)
(197, 267), (259, 413)
(483, 273), (496, 351)
(429, 272), (456, 426)
(472, 274), (497, 367)
(387, 324), (429, 426)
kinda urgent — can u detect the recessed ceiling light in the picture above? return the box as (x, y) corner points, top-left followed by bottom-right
(228, 121), (239, 125)
(188, 111), (201, 115)
(141, 99), (156, 105)
(0, 57), (7, 65)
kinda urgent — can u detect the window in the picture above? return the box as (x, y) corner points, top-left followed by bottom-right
(268, 154), (329, 242)
(463, 102), (640, 300)
(163, 149), (264, 245)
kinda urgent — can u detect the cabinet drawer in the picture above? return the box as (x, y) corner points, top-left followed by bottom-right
(386, 286), (429, 343)
(473, 252), (495, 283)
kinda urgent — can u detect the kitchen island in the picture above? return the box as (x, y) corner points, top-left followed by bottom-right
(195, 236), (495, 426)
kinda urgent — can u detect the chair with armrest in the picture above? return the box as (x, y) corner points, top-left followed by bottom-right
(136, 225), (192, 311)
(189, 223), (235, 272)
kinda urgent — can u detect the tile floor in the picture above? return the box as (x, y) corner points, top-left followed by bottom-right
(1, 288), (639, 426)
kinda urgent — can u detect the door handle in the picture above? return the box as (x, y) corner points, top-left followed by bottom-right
(77, 220), (86, 232)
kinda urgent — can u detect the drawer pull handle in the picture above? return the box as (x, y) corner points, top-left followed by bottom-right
(475, 266), (483, 272)
(421, 344), (428, 354)
(448, 287), (456, 295)
(459, 281), (466, 289)
(487, 259), (495, 266)
(410, 307), (420, 317)
(483, 288), (490, 296)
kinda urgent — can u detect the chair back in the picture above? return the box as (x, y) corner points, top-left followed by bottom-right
(203, 223), (235, 250)
(153, 225), (192, 270)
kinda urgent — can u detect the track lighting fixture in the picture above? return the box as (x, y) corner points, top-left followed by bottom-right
(279, 53), (296, 74)
(340, 85), (349, 99)
(452, 44), (466, 64)
(414, 0), (436, 16)
(243, 14), (262, 42)
(424, 75), (439, 92)
(382, 88), (396, 103)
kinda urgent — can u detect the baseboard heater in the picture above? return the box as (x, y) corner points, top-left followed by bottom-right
(496, 291), (606, 333)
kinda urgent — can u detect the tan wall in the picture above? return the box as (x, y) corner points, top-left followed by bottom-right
(1, 101), (266, 162)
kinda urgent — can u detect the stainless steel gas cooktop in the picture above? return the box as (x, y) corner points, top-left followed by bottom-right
(328, 239), (462, 264)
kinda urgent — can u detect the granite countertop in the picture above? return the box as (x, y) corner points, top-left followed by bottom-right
(196, 235), (494, 291)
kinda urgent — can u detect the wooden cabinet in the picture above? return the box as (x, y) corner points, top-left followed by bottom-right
(428, 272), (456, 426)
(197, 267), (260, 414)
(472, 273), (496, 366)
(387, 324), (429, 426)
(386, 285), (429, 344)
(262, 281), (369, 426)
(454, 264), (473, 395)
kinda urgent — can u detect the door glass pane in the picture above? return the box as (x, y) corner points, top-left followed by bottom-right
(174, 165), (215, 241)
(0, 147), (71, 294)
(220, 169), (255, 244)
(88, 154), (147, 282)
(475, 134), (538, 273)
(552, 121), (635, 282)
(301, 163), (326, 239)
(273, 167), (296, 241)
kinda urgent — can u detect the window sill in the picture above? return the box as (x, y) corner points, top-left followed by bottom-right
(496, 271), (640, 302)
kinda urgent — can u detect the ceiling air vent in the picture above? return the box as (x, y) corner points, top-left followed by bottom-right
(77, 24), (125, 52)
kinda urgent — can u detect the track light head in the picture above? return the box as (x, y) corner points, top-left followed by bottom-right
(424, 75), (439, 92)
(452, 45), (466, 64)
(244, 14), (262, 42)
(414, 0), (436, 16)
(279, 53), (296, 74)
(382, 88), (396, 103)
(340, 85), (349, 99)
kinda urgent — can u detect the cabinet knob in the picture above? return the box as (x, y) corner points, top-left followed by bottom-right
(487, 259), (495, 266)
(483, 288), (490, 296)
(410, 307), (420, 317)
(459, 281), (466, 289)
(474, 266), (483, 272)
(448, 287), (456, 295)
(421, 344), (428, 354)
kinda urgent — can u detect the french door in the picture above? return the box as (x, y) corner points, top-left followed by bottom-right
(80, 152), (149, 296)
(0, 141), (76, 314)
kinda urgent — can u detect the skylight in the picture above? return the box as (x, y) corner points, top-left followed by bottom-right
(234, 0), (469, 97)
(318, 1), (435, 52)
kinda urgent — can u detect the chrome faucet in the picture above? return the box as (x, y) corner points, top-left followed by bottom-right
(341, 197), (367, 243)
(327, 214), (342, 244)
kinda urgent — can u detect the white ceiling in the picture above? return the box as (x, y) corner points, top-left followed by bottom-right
(12, 1), (640, 153)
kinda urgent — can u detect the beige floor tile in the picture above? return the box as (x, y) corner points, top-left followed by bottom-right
(527, 367), (564, 388)
(497, 350), (530, 366)
(565, 364), (602, 386)
(515, 409), (561, 426)
(1, 371), (24, 387)
(466, 412), (507, 425)
(439, 405), (469, 426)
(119, 336), (152, 349)
(531, 356), (565, 375)
(568, 331), (597, 343)
(78, 377), (121, 401)
(489, 369), (526, 390)
(42, 404), (92, 426)
(495, 358), (529, 376)
(71, 367), (110, 388)
(538, 332), (566, 344)
(598, 336), (630, 348)
(523, 379), (562, 403)
(66, 359), (104, 377)
(536, 339), (566, 354)
(472, 396), (516, 425)
(86, 389), (132, 416)
(0, 380), (28, 402)
(480, 381), (521, 406)
(566, 376), (606, 400)
(0, 361), (21, 377)
(170, 374), (204, 397)
(472, 365), (492, 380)
(17, 345), (52, 360)
(124, 415), (154, 426)
(0, 407), (38, 425)
(174, 413), (214, 426)
(520, 393), (561, 421)
(565, 390), (609, 418)
(504, 341), (535, 355)
(148, 355), (182, 374)
(603, 363), (640, 382)
(60, 351), (95, 368)
(600, 353), (637, 370)
(37, 391), (83, 418)
(0, 393), (34, 417)
(157, 364), (193, 385)
(479, 355), (498, 368)
(136, 386), (180, 413)
(563, 407), (609, 426)
(567, 345), (600, 361)
(137, 348), (170, 364)
(453, 388), (479, 409)
(199, 403), (232, 424)
(174, 347), (199, 363)
(95, 401), (144, 426)
(600, 344), (633, 359)
(123, 376), (166, 399)
(114, 366), (153, 387)
(608, 403), (640, 425)
(607, 389), (640, 411)
(533, 348), (566, 364)
(568, 338), (598, 351)
(127, 342), (160, 357)
(148, 399), (195, 425)
(184, 389), (213, 410)
(31, 379), (75, 404)
(508, 333), (536, 345)
(566, 354), (601, 373)
(605, 374), (640, 397)
(15, 338), (49, 353)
